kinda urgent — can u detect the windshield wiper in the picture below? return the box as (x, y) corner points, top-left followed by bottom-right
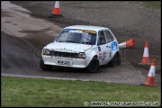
(82, 42), (94, 45)
(57, 41), (65, 42)
(66, 40), (78, 43)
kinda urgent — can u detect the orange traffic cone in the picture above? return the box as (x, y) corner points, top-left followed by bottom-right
(119, 38), (134, 49)
(143, 58), (156, 86)
(48, 1), (63, 18)
(139, 41), (150, 65)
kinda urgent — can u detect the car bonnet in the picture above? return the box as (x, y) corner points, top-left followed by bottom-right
(45, 42), (93, 53)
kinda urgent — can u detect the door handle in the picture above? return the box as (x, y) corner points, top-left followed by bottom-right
(106, 46), (111, 48)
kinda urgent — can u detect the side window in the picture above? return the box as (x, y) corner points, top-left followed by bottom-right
(97, 31), (106, 45)
(104, 30), (114, 43)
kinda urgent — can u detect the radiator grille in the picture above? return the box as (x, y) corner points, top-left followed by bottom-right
(50, 51), (79, 58)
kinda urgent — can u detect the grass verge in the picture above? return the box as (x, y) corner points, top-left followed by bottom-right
(1, 76), (161, 107)
(145, 1), (161, 9)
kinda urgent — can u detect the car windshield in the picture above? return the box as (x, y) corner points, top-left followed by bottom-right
(56, 29), (97, 45)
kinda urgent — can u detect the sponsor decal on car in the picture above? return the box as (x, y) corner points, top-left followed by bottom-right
(109, 50), (112, 57)
(102, 52), (106, 61)
(111, 42), (118, 51)
(99, 52), (102, 59)
(77, 29), (96, 34)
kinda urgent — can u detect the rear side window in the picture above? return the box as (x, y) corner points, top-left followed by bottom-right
(104, 30), (114, 43)
(97, 31), (106, 45)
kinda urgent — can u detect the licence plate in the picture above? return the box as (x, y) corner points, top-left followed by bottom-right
(57, 60), (71, 65)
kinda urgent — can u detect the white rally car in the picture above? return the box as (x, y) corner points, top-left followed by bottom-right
(40, 25), (121, 72)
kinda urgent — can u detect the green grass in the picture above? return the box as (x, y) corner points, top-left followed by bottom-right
(145, 1), (161, 9)
(1, 77), (161, 107)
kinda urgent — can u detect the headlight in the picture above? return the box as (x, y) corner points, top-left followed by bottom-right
(78, 52), (86, 59)
(42, 49), (50, 56)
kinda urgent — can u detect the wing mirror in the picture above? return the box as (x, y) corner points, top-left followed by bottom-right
(54, 36), (58, 41)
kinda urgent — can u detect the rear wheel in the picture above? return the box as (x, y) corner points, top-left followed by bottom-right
(40, 59), (53, 71)
(109, 53), (121, 67)
(117, 53), (121, 65)
(86, 57), (99, 73)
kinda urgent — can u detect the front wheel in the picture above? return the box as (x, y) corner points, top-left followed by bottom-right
(40, 59), (53, 71)
(86, 57), (99, 73)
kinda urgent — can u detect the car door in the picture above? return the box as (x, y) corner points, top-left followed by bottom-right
(97, 30), (110, 65)
(104, 29), (116, 63)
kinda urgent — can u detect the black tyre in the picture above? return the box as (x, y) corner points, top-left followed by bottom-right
(86, 57), (99, 73)
(117, 53), (121, 65)
(40, 59), (53, 71)
(109, 53), (118, 67)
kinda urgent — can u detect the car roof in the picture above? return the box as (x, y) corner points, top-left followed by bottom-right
(64, 25), (109, 31)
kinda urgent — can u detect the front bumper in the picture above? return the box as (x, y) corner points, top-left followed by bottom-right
(42, 56), (90, 68)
